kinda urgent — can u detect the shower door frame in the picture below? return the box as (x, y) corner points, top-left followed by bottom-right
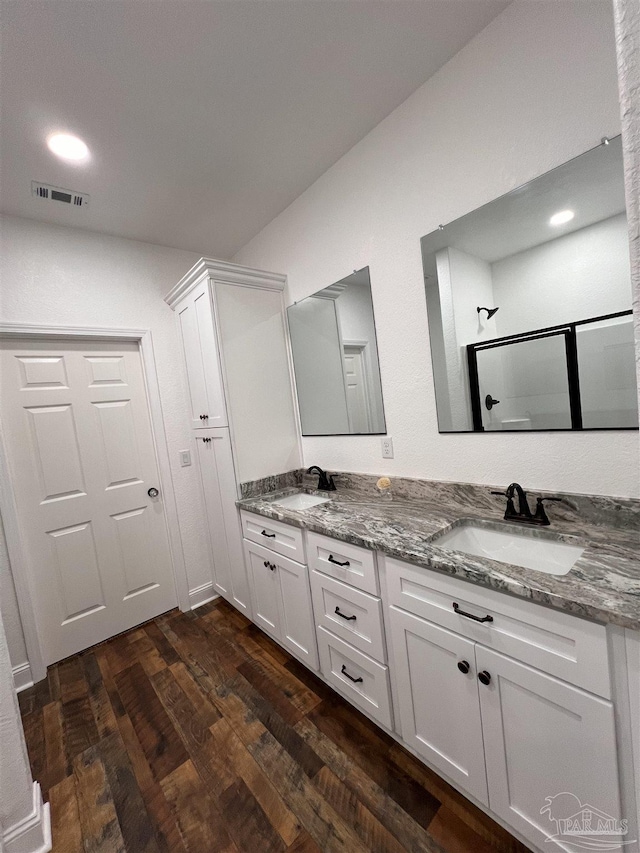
(466, 309), (635, 433)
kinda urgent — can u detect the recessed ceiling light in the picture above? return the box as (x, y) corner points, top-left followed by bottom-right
(549, 209), (574, 226)
(47, 133), (89, 162)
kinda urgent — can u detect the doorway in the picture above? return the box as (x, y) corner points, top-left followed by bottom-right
(0, 335), (179, 667)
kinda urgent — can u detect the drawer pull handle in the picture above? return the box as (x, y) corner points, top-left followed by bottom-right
(341, 664), (363, 684)
(452, 602), (493, 623)
(261, 530), (276, 538)
(335, 606), (356, 621)
(328, 555), (350, 567)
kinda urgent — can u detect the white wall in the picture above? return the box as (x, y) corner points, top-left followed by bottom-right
(0, 214), (211, 672)
(234, 0), (639, 498)
(492, 213), (632, 335)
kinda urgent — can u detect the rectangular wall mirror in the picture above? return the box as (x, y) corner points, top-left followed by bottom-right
(287, 267), (386, 435)
(422, 135), (638, 433)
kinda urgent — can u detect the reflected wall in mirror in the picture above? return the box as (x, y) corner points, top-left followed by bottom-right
(287, 267), (386, 435)
(422, 136), (637, 433)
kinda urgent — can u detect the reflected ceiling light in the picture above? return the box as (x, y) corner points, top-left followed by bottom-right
(549, 209), (574, 226)
(46, 133), (89, 162)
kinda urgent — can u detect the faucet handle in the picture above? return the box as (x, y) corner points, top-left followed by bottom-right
(534, 496), (562, 525)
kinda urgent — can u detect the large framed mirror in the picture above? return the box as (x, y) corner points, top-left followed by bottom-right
(287, 267), (386, 435)
(422, 136), (638, 433)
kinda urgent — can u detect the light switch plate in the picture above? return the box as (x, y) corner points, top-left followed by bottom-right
(381, 437), (394, 459)
(180, 450), (191, 467)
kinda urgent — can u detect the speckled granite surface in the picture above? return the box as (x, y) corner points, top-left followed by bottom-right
(238, 473), (640, 630)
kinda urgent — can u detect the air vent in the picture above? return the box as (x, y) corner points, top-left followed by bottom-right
(31, 182), (90, 208)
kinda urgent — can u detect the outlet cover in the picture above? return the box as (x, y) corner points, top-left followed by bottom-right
(381, 437), (394, 459)
(180, 450), (191, 467)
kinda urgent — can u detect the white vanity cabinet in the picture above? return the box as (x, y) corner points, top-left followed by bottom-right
(385, 555), (623, 853)
(237, 512), (634, 853)
(166, 259), (300, 613)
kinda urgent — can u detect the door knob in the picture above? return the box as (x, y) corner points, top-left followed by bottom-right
(147, 487), (159, 498)
(478, 670), (492, 686)
(485, 395), (500, 411)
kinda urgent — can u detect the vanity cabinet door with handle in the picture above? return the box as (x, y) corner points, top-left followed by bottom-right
(243, 539), (318, 670)
(244, 540), (281, 637)
(388, 605), (488, 805)
(175, 280), (228, 430)
(476, 646), (623, 853)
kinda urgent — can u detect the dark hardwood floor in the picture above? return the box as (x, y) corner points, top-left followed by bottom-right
(19, 598), (529, 853)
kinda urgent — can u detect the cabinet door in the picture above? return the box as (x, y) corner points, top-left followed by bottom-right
(277, 555), (319, 670)
(388, 606), (488, 804)
(244, 540), (281, 638)
(477, 646), (623, 853)
(176, 281), (227, 429)
(196, 429), (251, 616)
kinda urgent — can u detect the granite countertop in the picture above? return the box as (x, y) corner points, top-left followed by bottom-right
(237, 480), (640, 630)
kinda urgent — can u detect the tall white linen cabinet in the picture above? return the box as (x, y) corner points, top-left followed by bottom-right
(165, 258), (301, 614)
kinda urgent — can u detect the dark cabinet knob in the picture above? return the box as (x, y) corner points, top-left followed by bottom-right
(457, 660), (470, 674)
(199, 414), (209, 420)
(478, 670), (492, 686)
(147, 487), (159, 498)
(263, 560), (268, 567)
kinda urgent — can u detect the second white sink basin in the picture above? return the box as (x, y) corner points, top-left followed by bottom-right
(270, 493), (330, 511)
(433, 521), (584, 576)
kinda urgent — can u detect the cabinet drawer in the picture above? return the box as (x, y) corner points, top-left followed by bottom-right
(241, 511), (305, 563)
(385, 556), (611, 699)
(307, 532), (377, 594)
(317, 626), (392, 729)
(311, 571), (385, 662)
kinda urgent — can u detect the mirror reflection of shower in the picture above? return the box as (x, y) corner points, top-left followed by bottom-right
(421, 136), (637, 433)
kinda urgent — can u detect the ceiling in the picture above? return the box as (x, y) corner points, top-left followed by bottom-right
(0, 0), (509, 259)
(421, 135), (626, 277)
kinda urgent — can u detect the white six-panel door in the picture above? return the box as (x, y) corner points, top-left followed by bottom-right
(0, 338), (178, 664)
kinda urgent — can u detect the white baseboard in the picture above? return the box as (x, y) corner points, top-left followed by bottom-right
(188, 581), (219, 610)
(13, 662), (34, 693)
(3, 782), (51, 853)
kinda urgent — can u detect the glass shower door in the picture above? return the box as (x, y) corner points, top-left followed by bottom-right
(475, 332), (573, 430)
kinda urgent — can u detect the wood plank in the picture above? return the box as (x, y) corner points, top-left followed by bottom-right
(83, 652), (119, 739)
(48, 774), (83, 853)
(129, 632), (167, 677)
(313, 765), (409, 853)
(144, 621), (181, 666)
(115, 712), (189, 853)
(160, 759), (240, 853)
(388, 744), (528, 853)
(21, 709), (46, 786)
(169, 660), (222, 728)
(94, 646), (127, 719)
(285, 829), (323, 853)
(42, 701), (69, 795)
(428, 806), (502, 853)
(151, 666), (237, 797)
(210, 716), (301, 847)
(115, 663), (189, 782)
(99, 730), (162, 853)
(308, 701), (440, 832)
(219, 776), (287, 853)
(73, 744), (126, 853)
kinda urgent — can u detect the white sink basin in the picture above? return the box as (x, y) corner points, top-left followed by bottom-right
(433, 522), (584, 576)
(270, 493), (330, 511)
